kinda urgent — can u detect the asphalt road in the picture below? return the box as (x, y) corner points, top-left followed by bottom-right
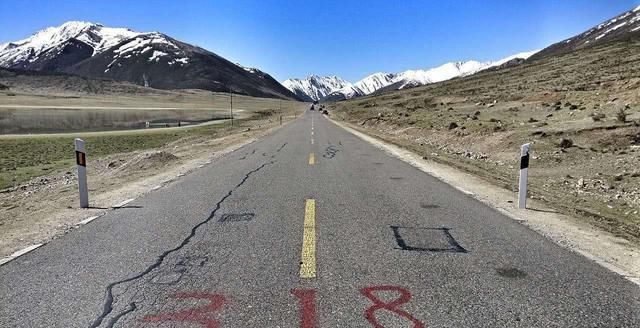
(1, 110), (639, 327)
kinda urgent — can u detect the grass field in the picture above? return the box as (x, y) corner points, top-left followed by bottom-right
(0, 90), (306, 189)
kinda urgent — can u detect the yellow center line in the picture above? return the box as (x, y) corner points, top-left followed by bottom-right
(300, 199), (316, 278)
(308, 152), (315, 165)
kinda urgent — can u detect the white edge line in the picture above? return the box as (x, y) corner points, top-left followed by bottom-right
(10, 244), (43, 257)
(112, 198), (135, 208)
(79, 215), (100, 225)
(150, 185), (162, 191)
(0, 244), (44, 266)
(332, 119), (640, 287)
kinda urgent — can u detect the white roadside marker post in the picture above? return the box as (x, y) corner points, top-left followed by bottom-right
(75, 138), (89, 208)
(518, 143), (531, 209)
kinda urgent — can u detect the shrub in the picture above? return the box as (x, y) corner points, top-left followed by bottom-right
(559, 138), (574, 149)
(616, 108), (627, 123)
(591, 112), (605, 122)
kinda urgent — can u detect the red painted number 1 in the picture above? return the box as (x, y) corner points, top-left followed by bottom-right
(361, 286), (425, 328)
(291, 289), (317, 328)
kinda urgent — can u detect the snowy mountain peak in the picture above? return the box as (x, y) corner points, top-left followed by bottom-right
(0, 21), (143, 68)
(531, 5), (640, 60)
(0, 21), (298, 99)
(282, 75), (351, 101)
(316, 50), (539, 101)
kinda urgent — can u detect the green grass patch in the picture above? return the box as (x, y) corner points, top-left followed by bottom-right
(0, 121), (234, 189)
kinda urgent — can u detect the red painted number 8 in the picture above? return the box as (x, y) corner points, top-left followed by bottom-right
(361, 286), (425, 328)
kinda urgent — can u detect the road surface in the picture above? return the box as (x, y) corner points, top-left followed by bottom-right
(1, 110), (638, 327)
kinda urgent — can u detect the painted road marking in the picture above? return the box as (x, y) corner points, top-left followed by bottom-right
(0, 244), (44, 266)
(79, 215), (100, 225)
(309, 153), (315, 165)
(311, 138), (314, 145)
(113, 198), (135, 208)
(300, 199), (316, 278)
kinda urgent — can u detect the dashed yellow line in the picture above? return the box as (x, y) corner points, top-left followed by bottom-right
(300, 199), (316, 278)
(309, 152), (315, 165)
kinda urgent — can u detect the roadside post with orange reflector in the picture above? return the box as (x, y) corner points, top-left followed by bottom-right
(75, 138), (89, 208)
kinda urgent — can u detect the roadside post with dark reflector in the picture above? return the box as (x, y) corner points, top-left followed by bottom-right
(518, 143), (531, 209)
(75, 138), (89, 208)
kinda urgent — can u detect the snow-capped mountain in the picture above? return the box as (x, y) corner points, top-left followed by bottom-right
(320, 50), (538, 101)
(392, 60), (491, 89)
(531, 5), (640, 60)
(282, 75), (350, 101)
(0, 21), (298, 99)
(0, 21), (141, 70)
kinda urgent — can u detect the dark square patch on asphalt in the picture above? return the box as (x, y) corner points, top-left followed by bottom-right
(391, 226), (467, 253)
(218, 213), (255, 223)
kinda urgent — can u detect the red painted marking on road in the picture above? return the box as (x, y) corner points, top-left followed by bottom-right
(361, 286), (425, 328)
(143, 292), (226, 328)
(291, 289), (317, 328)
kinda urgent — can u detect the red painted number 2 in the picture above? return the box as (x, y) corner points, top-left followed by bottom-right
(143, 292), (226, 328)
(361, 286), (425, 328)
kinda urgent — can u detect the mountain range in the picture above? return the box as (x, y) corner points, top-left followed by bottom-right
(3, 5), (640, 103)
(283, 50), (539, 102)
(284, 5), (640, 102)
(0, 21), (298, 99)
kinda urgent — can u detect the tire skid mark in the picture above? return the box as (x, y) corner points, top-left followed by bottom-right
(90, 160), (276, 328)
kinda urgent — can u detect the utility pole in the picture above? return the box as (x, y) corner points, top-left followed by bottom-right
(229, 86), (234, 127)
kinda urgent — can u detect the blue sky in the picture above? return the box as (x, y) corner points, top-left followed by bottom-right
(0, 0), (638, 81)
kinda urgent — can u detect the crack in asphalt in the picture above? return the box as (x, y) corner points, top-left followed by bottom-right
(104, 303), (136, 328)
(90, 160), (276, 328)
(276, 143), (287, 152)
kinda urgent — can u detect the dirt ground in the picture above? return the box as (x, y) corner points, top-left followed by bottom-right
(328, 38), (640, 245)
(0, 107), (305, 258)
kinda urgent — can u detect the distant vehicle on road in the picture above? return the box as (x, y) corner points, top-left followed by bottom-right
(310, 105), (315, 111)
